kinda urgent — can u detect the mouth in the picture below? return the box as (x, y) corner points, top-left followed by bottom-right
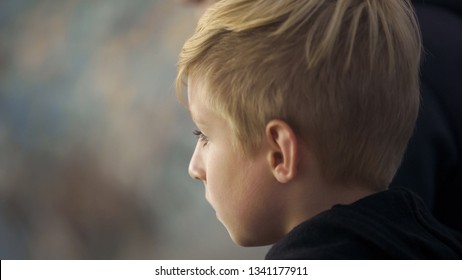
(204, 190), (217, 217)
(204, 187), (211, 203)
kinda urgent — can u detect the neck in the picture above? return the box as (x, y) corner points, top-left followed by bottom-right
(284, 179), (379, 235)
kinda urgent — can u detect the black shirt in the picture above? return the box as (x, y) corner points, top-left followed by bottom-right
(266, 188), (462, 259)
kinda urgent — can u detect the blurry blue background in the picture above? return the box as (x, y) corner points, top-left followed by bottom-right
(0, 0), (268, 259)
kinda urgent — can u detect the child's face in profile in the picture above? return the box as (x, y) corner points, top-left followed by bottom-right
(187, 78), (286, 246)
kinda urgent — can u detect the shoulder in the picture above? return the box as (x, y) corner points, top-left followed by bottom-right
(266, 189), (462, 259)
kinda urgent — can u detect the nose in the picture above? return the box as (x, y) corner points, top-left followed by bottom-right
(188, 142), (206, 181)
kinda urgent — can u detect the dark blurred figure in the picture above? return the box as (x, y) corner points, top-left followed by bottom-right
(391, 0), (462, 233)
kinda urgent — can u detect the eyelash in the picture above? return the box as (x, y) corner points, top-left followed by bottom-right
(193, 129), (209, 147)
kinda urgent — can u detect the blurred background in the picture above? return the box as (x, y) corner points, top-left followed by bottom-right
(0, 0), (268, 259)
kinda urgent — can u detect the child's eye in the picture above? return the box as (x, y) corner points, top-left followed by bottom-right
(193, 129), (209, 147)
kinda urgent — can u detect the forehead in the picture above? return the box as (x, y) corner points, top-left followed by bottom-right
(187, 77), (211, 123)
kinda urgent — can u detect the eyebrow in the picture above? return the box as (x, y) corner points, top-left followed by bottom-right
(189, 107), (197, 123)
(189, 108), (206, 126)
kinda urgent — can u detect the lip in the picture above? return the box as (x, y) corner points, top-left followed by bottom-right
(204, 187), (210, 203)
(203, 193), (222, 223)
(204, 190), (217, 214)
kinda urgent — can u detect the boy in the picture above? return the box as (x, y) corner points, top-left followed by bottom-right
(176, 0), (462, 259)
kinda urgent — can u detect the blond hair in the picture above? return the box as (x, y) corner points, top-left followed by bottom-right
(177, 0), (421, 189)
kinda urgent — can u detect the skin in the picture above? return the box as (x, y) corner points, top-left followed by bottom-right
(187, 77), (378, 246)
(188, 78), (287, 246)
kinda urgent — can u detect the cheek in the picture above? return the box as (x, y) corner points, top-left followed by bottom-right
(206, 150), (238, 196)
(224, 159), (286, 245)
(204, 148), (245, 209)
(209, 152), (256, 203)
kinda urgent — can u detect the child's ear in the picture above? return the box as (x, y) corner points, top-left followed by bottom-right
(265, 120), (298, 183)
